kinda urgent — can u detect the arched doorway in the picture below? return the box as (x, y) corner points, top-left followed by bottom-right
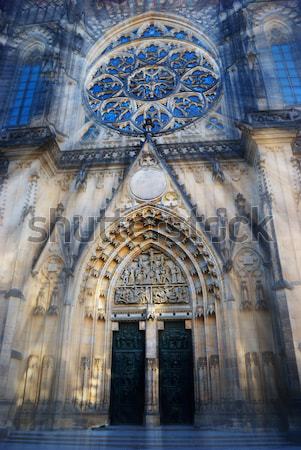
(109, 247), (195, 425)
(75, 205), (223, 427)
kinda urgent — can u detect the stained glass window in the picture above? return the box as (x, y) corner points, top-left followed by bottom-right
(85, 29), (221, 135)
(272, 44), (301, 105)
(6, 64), (41, 127)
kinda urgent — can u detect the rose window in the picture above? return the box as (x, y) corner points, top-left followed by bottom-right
(85, 28), (221, 135)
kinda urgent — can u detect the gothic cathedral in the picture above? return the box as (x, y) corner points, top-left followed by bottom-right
(0, 0), (301, 433)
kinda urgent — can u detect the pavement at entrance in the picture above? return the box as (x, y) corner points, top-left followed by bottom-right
(1, 427), (301, 450)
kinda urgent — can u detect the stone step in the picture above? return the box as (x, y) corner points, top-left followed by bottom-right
(0, 428), (299, 449)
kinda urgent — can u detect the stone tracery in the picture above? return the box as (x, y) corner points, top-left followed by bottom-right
(85, 23), (221, 135)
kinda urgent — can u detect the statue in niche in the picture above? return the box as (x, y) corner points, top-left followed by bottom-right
(211, 158), (225, 183)
(96, 173), (105, 189)
(245, 352), (262, 402)
(240, 280), (252, 310)
(255, 280), (267, 310)
(38, 356), (54, 405)
(33, 286), (48, 315)
(23, 356), (40, 404)
(209, 355), (220, 402)
(90, 358), (103, 407)
(198, 357), (209, 404)
(79, 356), (90, 410)
(75, 160), (88, 192)
(262, 352), (278, 401)
(48, 285), (60, 315)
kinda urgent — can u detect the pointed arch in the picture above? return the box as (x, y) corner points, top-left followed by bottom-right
(74, 204), (224, 317)
(70, 204), (226, 416)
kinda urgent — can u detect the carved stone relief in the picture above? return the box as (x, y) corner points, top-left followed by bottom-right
(227, 163), (248, 182)
(115, 250), (189, 305)
(75, 356), (104, 411)
(234, 248), (268, 311)
(33, 256), (65, 315)
(58, 174), (73, 192)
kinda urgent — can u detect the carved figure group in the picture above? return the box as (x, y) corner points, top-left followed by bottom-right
(119, 251), (184, 286)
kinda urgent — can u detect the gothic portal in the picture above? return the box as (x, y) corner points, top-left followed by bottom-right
(0, 0), (301, 433)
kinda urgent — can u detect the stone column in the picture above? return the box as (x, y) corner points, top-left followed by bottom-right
(53, 273), (75, 427)
(222, 274), (243, 402)
(144, 318), (160, 426)
(0, 290), (24, 400)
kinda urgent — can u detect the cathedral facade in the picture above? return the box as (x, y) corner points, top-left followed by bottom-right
(0, 0), (301, 431)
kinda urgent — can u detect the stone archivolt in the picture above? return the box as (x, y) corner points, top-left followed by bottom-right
(78, 205), (221, 319)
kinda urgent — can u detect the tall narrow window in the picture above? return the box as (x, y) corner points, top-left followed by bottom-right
(272, 44), (301, 105)
(6, 63), (41, 127)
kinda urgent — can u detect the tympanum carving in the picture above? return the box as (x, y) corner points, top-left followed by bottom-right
(115, 250), (189, 305)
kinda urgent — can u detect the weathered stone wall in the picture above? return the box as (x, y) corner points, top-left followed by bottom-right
(0, 0), (301, 431)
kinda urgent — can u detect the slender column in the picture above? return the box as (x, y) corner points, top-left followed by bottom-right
(144, 318), (160, 426)
(0, 291), (24, 401)
(222, 274), (243, 402)
(53, 273), (75, 426)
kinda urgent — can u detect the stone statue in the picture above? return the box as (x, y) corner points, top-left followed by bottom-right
(245, 352), (262, 402)
(255, 280), (267, 310)
(211, 158), (225, 183)
(240, 281), (252, 310)
(39, 356), (54, 405)
(23, 356), (40, 404)
(34, 287), (48, 315)
(75, 160), (88, 191)
(48, 285), (60, 315)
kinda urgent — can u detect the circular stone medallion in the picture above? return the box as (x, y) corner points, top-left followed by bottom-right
(130, 168), (167, 200)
